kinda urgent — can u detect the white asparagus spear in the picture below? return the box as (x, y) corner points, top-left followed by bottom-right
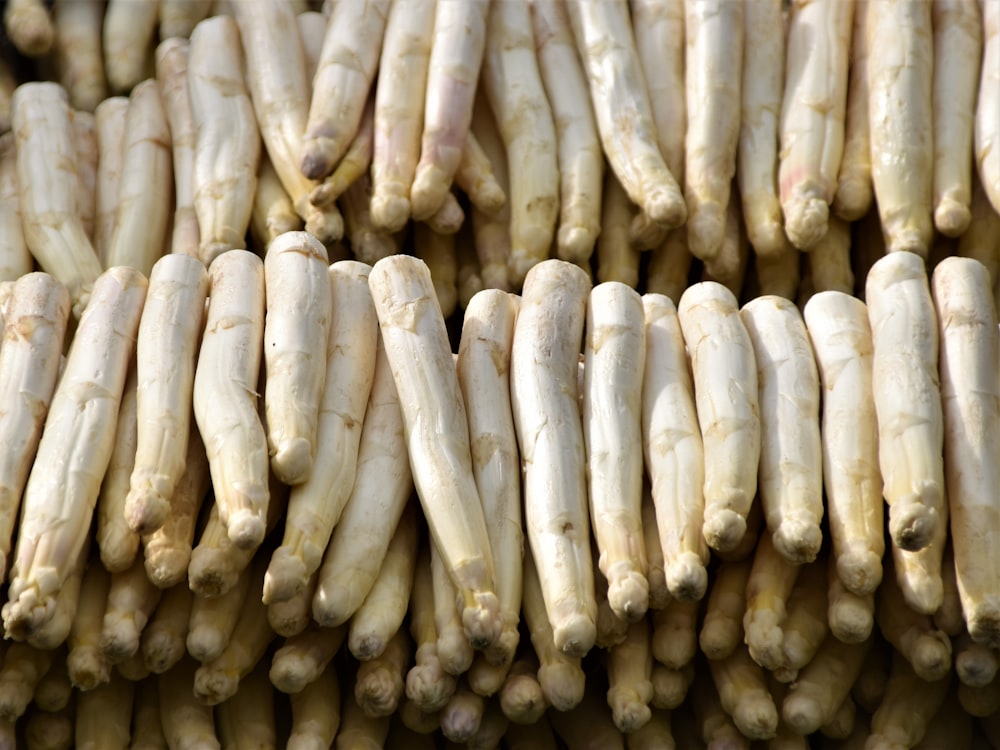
(738, 0), (787, 258)
(933, 256), (1000, 647)
(72, 110), (98, 244)
(141, 582), (192, 675)
(469, 94), (514, 292)
(12, 82), (103, 318)
(3, 0), (52, 58)
(803, 291), (884, 595)
(369, 0), (435, 233)
(431, 535), (474, 678)
(778, 0), (853, 251)
(300, 0), (390, 180)
(405, 542), (458, 715)
(457, 289), (523, 668)
(584, 282), (649, 622)
(193, 249), (270, 551)
(833, 0), (873, 221)
(414, 220), (458, 319)
(2, 267), (146, 641)
(125, 253), (208, 536)
(510, 259), (597, 657)
(99, 553), (162, 665)
(865, 251), (945, 553)
(641, 488), (670, 611)
(188, 15), (260, 266)
(0, 134), (32, 283)
(0, 274), (71, 581)
(569, 0), (686, 241)
(409, 0), (490, 220)
(596, 168), (641, 289)
(740, 296), (824, 564)
(866, 0), (935, 256)
(482, 0), (559, 286)
(683, 0), (742, 265)
(92, 96), (128, 266)
(699, 558), (751, 660)
(677, 281), (760, 554)
(607, 617), (654, 733)
(370, 255), (501, 651)
(531, 0), (602, 265)
(932, 0), (983, 237)
(977, 0), (1000, 215)
(266, 259), (377, 605)
(102, 0), (158, 95)
(743, 530), (800, 672)
(159, 0), (212, 39)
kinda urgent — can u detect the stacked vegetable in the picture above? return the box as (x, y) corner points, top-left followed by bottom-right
(0, 0), (998, 747)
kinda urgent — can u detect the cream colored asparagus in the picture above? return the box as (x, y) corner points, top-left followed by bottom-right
(159, 657), (221, 750)
(709, 643), (779, 741)
(369, 255), (501, 651)
(159, 0), (211, 38)
(95, 363), (139, 572)
(12, 82), (103, 318)
(699, 559), (751, 661)
(431, 536), (475, 678)
(338, 690), (392, 749)
(607, 617), (654, 733)
(66, 561), (110, 691)
(267, 259), (376, 604)
(187, 570), (251, 664)
(269, 623), (347, 695)
(308, 90), (375, 211)
(466, 698), (509, 750)
(32, 650), (70, 712)
(594, 540), (629, 651)
(188, 15), (260, 265)
(250, 153), (303, 251)
(0, 273), (70, 580)
(549, 679), (627, 750)
(102, 0), (158, 95)
(0, 134), (32, 282)
(287, 661), (340, 750)
(510, 259), (596, 656)
(652, 598), (699, 671)
(0, 642), (54, 723)
(216, 661), (277, 749)
(99, 553), (162, 666)
(808, 215), (854, 294)
(677, 281), (760, 553)
(140, 582), (192, 674)
(976, 0), (1000, 214)
(92, 96), (128, 266)
(454, 130), (506, 217)
(26, 537), (87, 652)
(833, 0), (873, 221)
(413, 221), (458, 319)
(75, 670), (133, 750)
(651, 661), (694, 711)
(25, 705), (74, 750)
(776, 559), (829, 681)
(955, 632), (1000, 687)
(958, 174), (1000, 288)
(744, 531), (801, 672)
(409, 0), (489, 220)
(498, 654), (546, 725)
(827, 558), (875, 644)
(3, 0), (52, 58)
(596, 169), (641, 288)
(268, 569), (317, 639)
(740, 296), (824, 563)
(300, 0), (390, 180)
(354, 627), (410, 717)
(866, 652), (950, 750)
(441, 679), (486, 744)
(406, 542), (458, 713)
(3, 267), (146, 641)
(72, 110), (98, 243)
(469, 91), (513, 291)
(642, 489), (670, 611)
(867, 0), (935, 256)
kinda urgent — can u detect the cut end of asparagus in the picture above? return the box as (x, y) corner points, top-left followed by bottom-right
(185, 627), (227, 665)
(410, 164), (451, 221)
(188, 550), (241, 599)
(142, 633), (183, 674)
(144, 546), (191, 590)
(270, 438), (314, 486)
(967, 603), (1000, 650)
(628, 210), (670, 252)
(537, 662), (586, 713)
(836, 548), (883, 596)
(829, 597), (874, 644)
(405, 660), (458, 713)
(2, 583), (56, 641)
(934, 195), (972, 238)
(124, 485), (171, 536)
(499, 675), (547, 725)
(956, 648), (998, 687)
(784, 196), (829, 251)
(733, 695), (779, 740)
(606, 568), (650, 623)
(700, 619), (740, 661)
(744, 610), (786, 671)
(303, 204), (344, 244)
(483, 627), (519, 669)
(686, 201), (726, 261)
(225, 507), (267, 551)
(355, 667), (404, 717)
(67, 647), (111, 692)
(262, 549), (308, 606)
(99, 618), (141, 664)
(608, 686), (653, 734)
(438, 629), (475, 677)
(193, 665), (239, 706)
(552, 612), (597, 658)
(702, 507), (748, 554)
(782, 692), (823, 736)
(772, 517), (823, 565)
(348, 633), (388, 663)
(461, 592), (504, 652)
(557, 225), (599, 267)
(268, 657), (312, 695)
(96, 527), (140, 574)
(666, 554), (709, 602)
(644, 185), (688, 231)
(888, 493), (939, 552)
(300, 138), (337, 181)
(369, 193), (411, 234)
(833, 175), (873, 222)
(6, 5), (53, 58)
(911, 634), (953, 682)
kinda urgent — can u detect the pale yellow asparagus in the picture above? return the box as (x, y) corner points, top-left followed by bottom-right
(817, 692), (858, 742)
(744, 531), (801, 672)
(187, 569), (251, 664)
(75, 669), (133, 750)
(189, 15), (260, 265)
(154, 38), (200, 257)
(652, 598), (699, 671)
(369, 255), (501, 650)
(595, 168), (641, 288)
(510, 259), (596, 656)
(3, 267), (146, 640)
(549, 679), (627, 750)
(140, 582), (192, 674)
(268, 569), (317, 639)
(677, 281), (760, 553)
(955, 632), (1000, 687)
(105, 79), (172, 275)
(594, 539), (629, 651)
(498, 654), (546, 725)
(287, 660), (340, 750)
(0, 642), (54, 722)
(827, 556), (875, 644)
(640, 492), (670, 613)
(569, 0), (686, 245)
(802, 291), (883, 594)
(778, 0), (853, 251)
(469, 91), (513, 291)
(866, 652), (950, 749)
(646, 228), (693, 305)
(3, 0), (52, 57)
(441, 679), (485, 744)
(216, 661), (277, 748)
(809, 216), (854, 294)
(958, 174), (1000, 288)
(338, 690), (392, 749)
(342, 173), (399, 265)
(193, 249), (269, 550)
(125, 253), (208, 536)
(976, 0), (1000, 214)
(776, 559), (828, 681)
(523, 547), (585, 712)
(250, 153), (303, 251)
(584, 282), (649, 621)
(457, 236), (486, 311)
(406, 542), (458, 713)
(651, 661), (694, 710)
(482, 0), (558, 286)
(409, 0), (489, 220)
(300, 0), (389, 180)
(309, 92), (374, 210)
(467, 698), (509, 750)
(267, 259), (376, 604)
(833, 0), (872, 221)
(338, 521), (412, 660)
(754, 242), (801, 300)
(142, 426), (211, 589)
(354, 626), (410, 717)
(32, 650), (70, 712)
(116, 648), (151, 683)
(431, 536), (475, 678)
(159, 657), (221, 750)
(92, 96), (128, 266)
(932, 256), (1000, 647)
(737, 0), (787, 257)
(867, 0), (935, 256)
(0, 273), (71, 579)
(887, 458), (946, 605)
(72, 110), (98, 242)
(607, 617), (654, 733)
(0, 134), (32, 282)
(96, 363), (139, 572)
(931, 0), (982, 236)
(66, 561), (110, 690)
(708, 643), (779, 741)
(27, 537), (88, 653)
(414, 221), (458, 319)
(25, 704), (74, 750)
(866, 250), (945, 552)
(12, 82), (103, 317)
(158, 0), (211, 38)
(100, 553), (163, 666)
(699, 559), (751, 661)
(467, 647), (511, 698)
(740, 295), (824, 563)
(102, 0), (158, 95)
(928, 544), (966, 632)
(454, 130), (506, 217)
(701, 187), (751, 296)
